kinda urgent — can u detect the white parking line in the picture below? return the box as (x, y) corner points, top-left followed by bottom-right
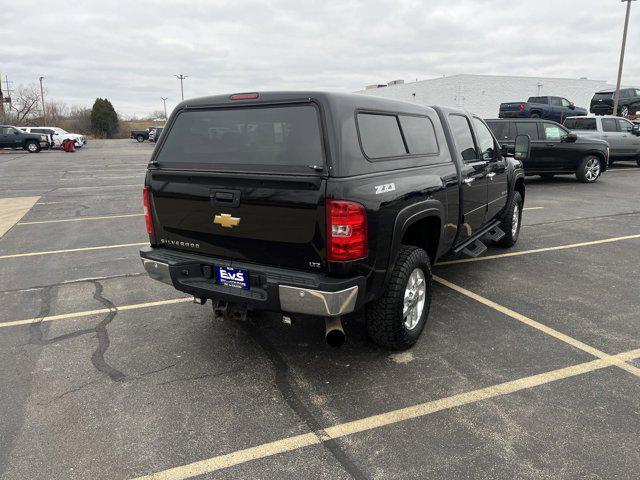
(17, 214), (144, 225)
(131, 347), (640, 480)
(523, 207), (544, 211)
(433, 275), (640, 378)
(0, 242), (148, 260)
(54, 184), (140, 191)
(436, 233), (640, 266)
(0, 297), (192, 328)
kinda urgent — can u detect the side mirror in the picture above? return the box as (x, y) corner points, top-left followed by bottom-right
(514, 134), (531, 162)
(569, 102), (575, 109)
(14, 131), (20, 135)
(562, 133), (578, 143)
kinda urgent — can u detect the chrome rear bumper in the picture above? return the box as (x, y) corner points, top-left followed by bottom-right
(142, 258), (172, 285)
(278, 285), (358, 317)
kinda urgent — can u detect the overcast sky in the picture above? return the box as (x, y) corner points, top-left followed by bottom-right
(2, 0), (638, 117)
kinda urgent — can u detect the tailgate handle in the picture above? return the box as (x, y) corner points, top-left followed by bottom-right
(210, 189), (240, 208)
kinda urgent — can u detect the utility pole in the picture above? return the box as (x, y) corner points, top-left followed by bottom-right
(613, 0), (636, 117)
(174, 74), (188, 101)
(161, 97), (168, 120)
(3, 75), (14, 115)
(39, 76), (46, 125)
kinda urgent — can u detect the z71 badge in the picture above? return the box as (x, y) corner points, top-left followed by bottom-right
(375, 183), (396, 194)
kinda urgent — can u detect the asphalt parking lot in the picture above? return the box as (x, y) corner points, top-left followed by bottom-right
(0, 140), (639, 480)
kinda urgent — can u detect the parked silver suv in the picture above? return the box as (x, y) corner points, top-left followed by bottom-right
(564, 116), (640, 167)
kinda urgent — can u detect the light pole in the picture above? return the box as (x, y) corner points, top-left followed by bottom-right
(39, 76), (46, 125)
(161, 97), (168, 120)
(174, 74), (188, 101)
(613, 0), (636, 117)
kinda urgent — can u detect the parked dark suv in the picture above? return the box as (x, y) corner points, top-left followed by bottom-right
(486, 118), (609, 182)
(590, 88), (640, 117)
(140, 91), (530, 350)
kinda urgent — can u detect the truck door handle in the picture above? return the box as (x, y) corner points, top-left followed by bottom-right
(546, 143), (555, 147)
(210, 189), (241, 208)
(463, 178), (475, 185)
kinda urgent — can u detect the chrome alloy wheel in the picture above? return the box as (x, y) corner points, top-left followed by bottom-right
(27, 142), (38, 152)
(585, 158), (601, 181)
(511, 203), (520, 237)
(403, 268), (426, 330)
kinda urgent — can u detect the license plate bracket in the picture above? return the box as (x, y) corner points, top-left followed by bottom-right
(216, 266), (249, 290)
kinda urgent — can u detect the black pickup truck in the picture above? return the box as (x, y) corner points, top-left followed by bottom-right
(0, 125), (49, 153)
(131, 128), (154, 142)
(499, 96), (587, 123)
(140, 92), (529, 349)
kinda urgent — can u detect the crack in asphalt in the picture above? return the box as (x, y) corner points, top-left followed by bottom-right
(240, 320), (369, 480)
(0, 272), (145, 294)
(26, 280), (126, 382)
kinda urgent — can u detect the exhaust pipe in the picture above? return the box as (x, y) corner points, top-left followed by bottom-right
(325, 317), (346, 347)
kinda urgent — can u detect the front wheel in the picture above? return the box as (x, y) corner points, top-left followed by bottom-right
(496, 191), (523, 248)
(366, 246), (432, 350)
(136, 135), (144, 142)
(25, 141), (41, 153)
(530, 113), (540, 118)
(576, 156), (602, 183)
(620, 105), (629, 117)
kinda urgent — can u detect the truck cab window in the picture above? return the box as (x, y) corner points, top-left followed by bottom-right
(550, 97), (562, 107)
(617, 119), (634, 132)
(448, 114), (477, 162)
(472, 117), (497, 160)
(561, 98), (572, 107)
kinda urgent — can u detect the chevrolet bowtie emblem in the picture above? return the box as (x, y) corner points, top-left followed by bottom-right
(214, 213), (240, 228)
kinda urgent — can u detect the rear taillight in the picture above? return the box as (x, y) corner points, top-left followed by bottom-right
(519, 103), (525, 111)
(143, 186), (154, 235)
(326, 200), (367, 261)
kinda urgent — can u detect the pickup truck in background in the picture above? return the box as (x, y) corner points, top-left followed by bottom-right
(499, 96), (587, 123)
(140, 91), (530, 350)
(564, 115), (640, 167)
(1, 125), (49, 152)
(131, 128), (153, 142)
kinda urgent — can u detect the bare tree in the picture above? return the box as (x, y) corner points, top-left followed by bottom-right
(9, 84), (42, 123)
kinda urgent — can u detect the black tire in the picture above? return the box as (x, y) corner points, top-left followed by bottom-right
(366, 246), (432, 350)
(576, 155), (602, 183)
(496, 191), (523, 248)
(25, 141), (41, 153)
(620, 105), (629, 117)
(636, 158), (640, 168)
(136, 135), (144, 142)
(530, 112), (541, 118)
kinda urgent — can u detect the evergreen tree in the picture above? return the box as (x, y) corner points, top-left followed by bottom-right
(90, 98), (119, 138)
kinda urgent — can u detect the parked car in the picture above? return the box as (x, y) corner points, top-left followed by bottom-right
(499, 96), (587, 123)
(564, 116), (640, 167)
(18, 127), (54, 149)
(486, 118), (608, 182)
(131, 128), (153, 142)
(0, 125), (49, 153)
(21, 126), (85, 148)
(140, 91), (530, 350)
(149, 127), (164, 142)
(590, 88), (640, 117)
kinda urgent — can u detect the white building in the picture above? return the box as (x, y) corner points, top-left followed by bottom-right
(357, 74), (613, 118)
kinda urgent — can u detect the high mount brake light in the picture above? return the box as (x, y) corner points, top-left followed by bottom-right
(230, 93), (259, 100)
(143, 186), (154, 235)
(326, 200), (367, 261)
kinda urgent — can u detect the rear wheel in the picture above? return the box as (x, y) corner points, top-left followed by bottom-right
(25, 141), (40, 153)
(620, 105), (629, 117)
(576, 156), (602, 183)
(530, 112), (541, 118)
(496, 191), (522, 248)
(136, 135), (144, 142)
(366, 246), (432, 350)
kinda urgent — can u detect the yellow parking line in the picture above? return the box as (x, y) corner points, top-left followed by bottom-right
(436, 234), (640, 266)
(131, 348), (640, 480)
(0, 242), (148, 260)
(433, 276), (640, 378)
(17, 214), (144, 225)
(0, 298), (192, 328)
